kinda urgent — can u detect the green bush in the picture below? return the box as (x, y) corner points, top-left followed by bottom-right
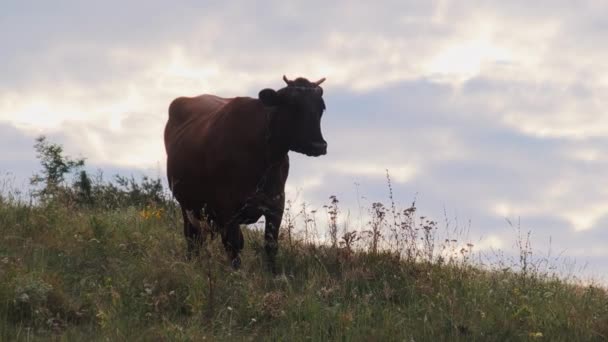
(29, 136), (172, 210)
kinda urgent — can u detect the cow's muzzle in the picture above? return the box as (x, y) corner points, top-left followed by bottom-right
(294, 141), (327, 157)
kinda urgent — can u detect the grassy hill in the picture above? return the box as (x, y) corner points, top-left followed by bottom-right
(1, 197), (607, 341)
(1, 136), (607, 341)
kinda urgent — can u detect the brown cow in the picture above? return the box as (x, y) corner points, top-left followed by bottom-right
(164, 76), (327, 271)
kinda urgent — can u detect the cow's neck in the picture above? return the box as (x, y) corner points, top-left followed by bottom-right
(265, 108), (290, 163)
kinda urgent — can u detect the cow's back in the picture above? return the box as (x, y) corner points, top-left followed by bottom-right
(164, 95), (231, 152)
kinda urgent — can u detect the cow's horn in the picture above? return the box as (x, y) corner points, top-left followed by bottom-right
(283, 75), (292, 85)
(313, 77), (326, 86)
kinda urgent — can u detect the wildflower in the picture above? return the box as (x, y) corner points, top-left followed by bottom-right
(139, 205), (163, 220)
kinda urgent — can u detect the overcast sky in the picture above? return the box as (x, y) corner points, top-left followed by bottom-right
(1, 1), (607, 283)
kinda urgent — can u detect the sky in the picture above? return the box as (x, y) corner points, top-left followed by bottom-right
(1, 1), (607, 283)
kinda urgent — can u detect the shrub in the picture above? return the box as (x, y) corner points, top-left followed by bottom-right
(29, 136), (172, 209)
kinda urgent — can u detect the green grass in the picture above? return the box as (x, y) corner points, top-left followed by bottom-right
(1, 199), (607, 341)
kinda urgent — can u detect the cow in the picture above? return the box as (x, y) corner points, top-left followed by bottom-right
(164, 75), (328, 271)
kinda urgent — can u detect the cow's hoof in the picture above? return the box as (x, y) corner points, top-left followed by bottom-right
(231, 256), (241, 269)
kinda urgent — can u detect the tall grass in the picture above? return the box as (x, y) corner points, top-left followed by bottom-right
(1, 177), (607, 341)
(1, 137), (607, 340)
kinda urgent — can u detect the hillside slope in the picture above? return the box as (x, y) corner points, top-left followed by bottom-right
(1, 200), (607, 341)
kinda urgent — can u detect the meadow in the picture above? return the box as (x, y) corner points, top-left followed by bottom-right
(1, 137), (607, 341)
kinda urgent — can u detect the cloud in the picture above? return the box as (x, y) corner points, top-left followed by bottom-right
(2, 1), (608, 282)
(0, 123), (39, 189)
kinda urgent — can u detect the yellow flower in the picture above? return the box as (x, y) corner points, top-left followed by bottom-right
(139, 206), (164, 220)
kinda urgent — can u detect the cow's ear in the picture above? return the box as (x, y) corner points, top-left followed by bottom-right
(259, 88), (280, 106)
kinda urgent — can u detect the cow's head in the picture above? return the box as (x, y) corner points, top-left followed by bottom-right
(259, 76), (327, 157)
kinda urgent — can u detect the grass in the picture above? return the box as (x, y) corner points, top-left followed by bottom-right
(1, 193), (608, 341)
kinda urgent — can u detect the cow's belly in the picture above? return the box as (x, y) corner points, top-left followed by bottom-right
(239, 210), (264, 225)
(230, 192), (284, 225)
(167, 150), (287, 226)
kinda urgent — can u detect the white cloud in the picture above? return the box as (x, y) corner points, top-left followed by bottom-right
(2, 1), (608, 282)
(561, 204), (608, 232)
(328, 161), (418, 184)
(474, 234), (505, 251)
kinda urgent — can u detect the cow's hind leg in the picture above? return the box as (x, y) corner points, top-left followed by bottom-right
(181, 207), (205, 260)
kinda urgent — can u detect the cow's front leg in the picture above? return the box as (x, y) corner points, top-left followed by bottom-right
(221, 223), (244, 269)
(264, 193), (285, 273)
